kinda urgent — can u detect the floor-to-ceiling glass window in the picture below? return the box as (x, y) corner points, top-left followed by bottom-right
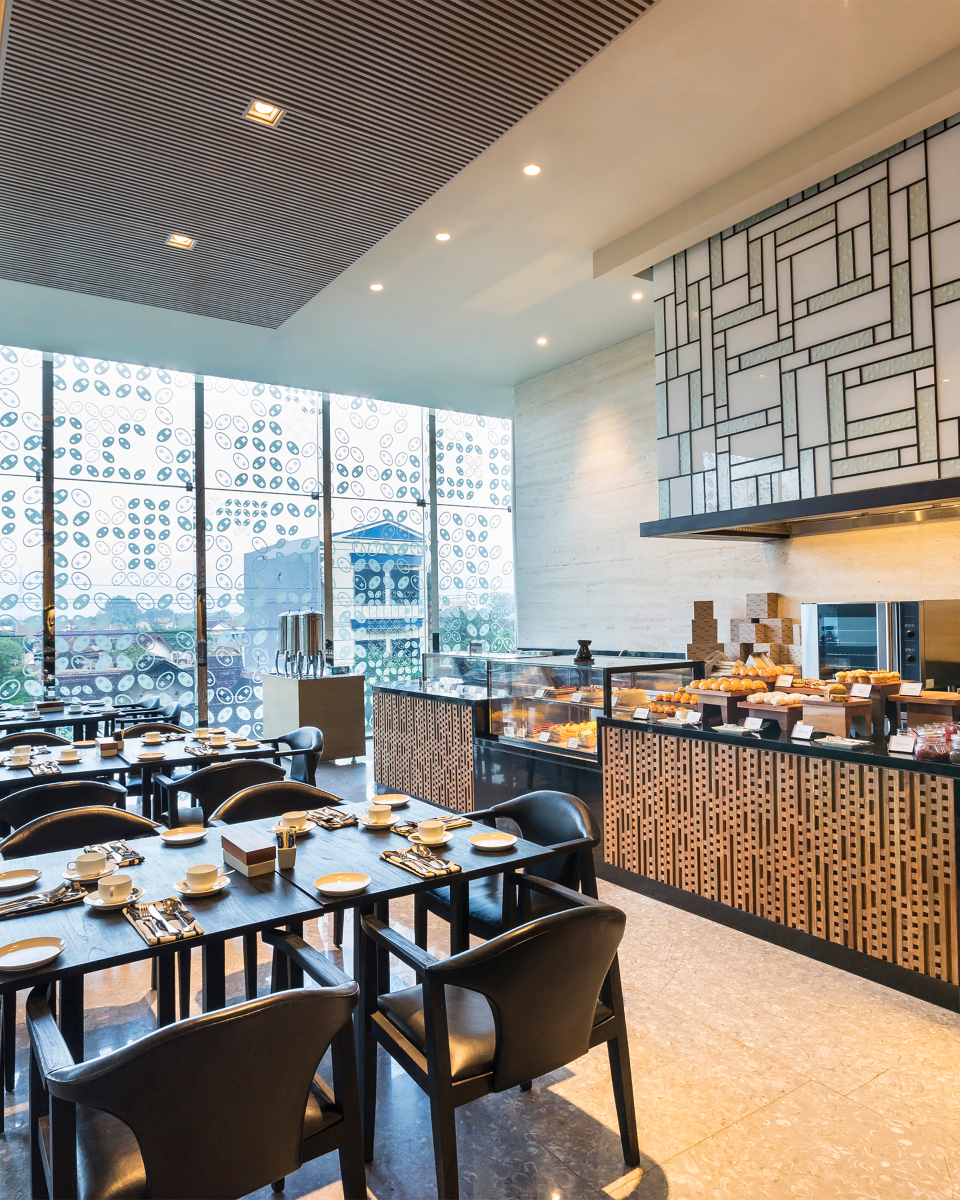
(203, 376), (321, 737)
(0, 345), (43, 704)
(434, 410), (516, 652)
(330, 395), (428, 725)
(52, 356), (198, 723)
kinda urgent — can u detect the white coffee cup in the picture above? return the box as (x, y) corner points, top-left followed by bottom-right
(209, 734), (228, 747)
(417, 819), (445, 844)
(12, 744), (31, 757)
(98, 872), (132, 903)
(281, 810), (308, 831)
(143, 731), (162, 744)
(67, 850), (107, 878)
(366, 802), (392, 825)
(58, 747), (80, 763)
(186, 863), (225, 891)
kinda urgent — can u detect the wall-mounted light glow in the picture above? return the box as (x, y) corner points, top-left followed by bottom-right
(435, 232), (451, 241)
(370, 283), (384, 291)
(166, 233), (195, 249)
(632, 292), (643, 300)
(523, 164), (541, 176)
(536, 337), (548, 345)
(244, 99), (284, 127)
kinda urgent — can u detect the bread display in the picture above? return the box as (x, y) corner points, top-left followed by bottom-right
(687, 677), (767, 694)
(835, 670), (900, 684)
(612, 688), (648, 707)
(746, 691), (803, 707)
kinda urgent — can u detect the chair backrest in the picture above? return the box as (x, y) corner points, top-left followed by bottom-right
(122, 722), (184, 738)
(0, 806), (160, 858)
(160, 701), (182, 725)
(40, 986), (357, 1200)
(429, 902), (624, 1092)
(210, 780), (336, 824)
(143, 697), (162, 711)
(0, 731), (70, 749)
(172, 760), (285, 822)
(273, 726), (323, 785)
(490, 791), (599, 889)
(0, 780), (127, 830)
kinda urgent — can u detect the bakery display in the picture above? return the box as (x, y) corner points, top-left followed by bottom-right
(744, 691), (803, 707)
(834, 669), (900, 684)
(688, 677), (768, 694)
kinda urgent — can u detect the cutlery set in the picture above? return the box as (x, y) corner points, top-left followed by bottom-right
(0, 881), (86, 920)
(127, 898), (203, 946)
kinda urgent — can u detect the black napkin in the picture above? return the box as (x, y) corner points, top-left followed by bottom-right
(307, 807), (357, 830)
(85, 840), (146, 867)
(380, 848), (461, 879)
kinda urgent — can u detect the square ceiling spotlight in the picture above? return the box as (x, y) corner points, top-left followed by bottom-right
(166, 233), (195, 249)
(244, 99), (284, 127)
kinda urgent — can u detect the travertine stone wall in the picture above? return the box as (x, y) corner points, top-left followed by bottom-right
(514, 330), (960, 651)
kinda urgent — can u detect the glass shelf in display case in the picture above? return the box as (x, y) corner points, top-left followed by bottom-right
(609, 663), (702, 720)
(422, 650), (561, 700)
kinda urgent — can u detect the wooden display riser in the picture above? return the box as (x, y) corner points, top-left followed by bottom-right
(695, 693), (748, 725)
(736, 698), (803, 732)
(892, 691), (960, 728)
(801, 699), (872, 737)
(261, 673), (366, 760)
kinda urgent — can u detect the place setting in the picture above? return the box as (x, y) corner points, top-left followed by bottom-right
(63, 849), (118, 883)
(305, 806), (356, 831)
(83, 839), (147, 867)
(124, 895), (204, 946)
(83, 871), (144, 911)
(0, 880), (87, 922)
(172, 861), (231, 898)
(276, 809), (319, 836)
(380, 818), (464, 878)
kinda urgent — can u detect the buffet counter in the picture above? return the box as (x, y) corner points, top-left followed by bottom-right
(599, 716), (959, 986)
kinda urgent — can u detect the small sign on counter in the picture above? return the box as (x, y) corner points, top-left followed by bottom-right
(633, 707), (649, 720)
(899, 681), (923, 697)
(566, 736), (580, 749)
(792, 723), (815, 740)
(537, 731), (552, 743)
(534, 688), (547, 699)
(743, 716), (764, 731)
(849, 682), (873, 698)
(776, 675), (794, 689)
(888, 733), (917, 754)
(569, 692), (583, 703)
(683, 711), (702, 725)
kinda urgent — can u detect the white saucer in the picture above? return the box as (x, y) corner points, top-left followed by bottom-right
(408, 831), (454, 848)
(56, 756), (82, 765)
(315, 872), (370, 897)
(233, 740), (260, 748)
(160, 825), (208, 846)
(174, 875), (230, 897)
(357, 816), (395, 830)
(63, 862), (117, 883)
(470, 831), (518, 852)
(83, 886), (144, 911)
(137, 750), (166, 760)
(374, 793), (410, 809)
(0, 936), (65, 972)
(0, 868), (42, 893)
(280, 820), (316, 838)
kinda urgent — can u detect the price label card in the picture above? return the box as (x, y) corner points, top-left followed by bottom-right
(888, 733), (917, 753)
(776, 675), (794, 689)
(744, 716), (764, 731)
(537, 731), (552, 743)
(633, 707), (649, 720)
(534, 688), (547, 699)
(566, 736), (580, 749)
(569, 692), (583, 703)
(850, 683), (873, 698)
(682, 711), (702, 725)
(899, 681), (923, 696)
(792, 723), (815, 740)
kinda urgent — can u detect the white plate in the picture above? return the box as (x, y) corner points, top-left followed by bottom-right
(232, 740), (260, 748)
(280, 819), (316, 838)
(316, 872), (370, 897)
(408, 831), (455, 847)
(470, 831), (518, 852)
(160, 825), (208, 846)
(0, 936), (65, 972)
(357, 816), (395, 830)
(63, 862), (117, 883)
(173, 875), (230, 897)
(83, 886), (144, 911)
(137, 751), (167, 760)
(0, 868), (42, 893)
(375, 793), (411, 809)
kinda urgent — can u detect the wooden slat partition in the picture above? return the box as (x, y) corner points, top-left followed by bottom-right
(602, 725), (958, 983)
(373, 691), (474, 812)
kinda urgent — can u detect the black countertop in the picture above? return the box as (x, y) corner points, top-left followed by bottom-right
(372, 681), (488, 707)
(598, 714), (960, 780)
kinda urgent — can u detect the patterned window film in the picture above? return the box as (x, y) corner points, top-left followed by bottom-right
(434, 410), (515, 653)
(654, 111), (960, 518)
(51, 356), (198, 722)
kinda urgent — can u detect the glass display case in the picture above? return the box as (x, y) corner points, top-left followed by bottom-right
(608, 662), (702, 721)
(489, 656), (700, 758)
(422, 650), (562, 699)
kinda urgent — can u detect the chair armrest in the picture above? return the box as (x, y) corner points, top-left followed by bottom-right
(541, 835), (597, 856)
(467, 807), (499, 828)
(207, 818), (227, 827)
(515, 874), (605, 909)
(25, 987), (75, 1079)
(260, 929), (355, 990)
(360, 914), (439, 977)
(152, 773), (180, 790)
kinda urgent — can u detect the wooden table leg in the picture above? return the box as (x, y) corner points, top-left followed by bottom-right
(448, 878), (469, 954)
(355, 903), (378, 1162)
(177, 947), (192, 1019)
(58, 975), (84, 1062)
(2, 987), (15, 1092)
(286, 922), (304, 988)
(202, 938), (227, 1012)
(156, 951), (176, 1026)
(500, 869), (518, 932)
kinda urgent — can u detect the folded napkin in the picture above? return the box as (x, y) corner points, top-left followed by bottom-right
(381, 848), (462, 879)
(184, 744), (213, 756)
(160, 733), (186, 742)
(0, 881), (86, 921)
(307, 807), (357, 830)
(85, 840), (145, 867)
(390, 814), (472, 838)
(124, 900), (203, 947)
(29, 762), (61, 776)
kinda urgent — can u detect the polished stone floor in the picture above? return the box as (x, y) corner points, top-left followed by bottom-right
(1, 752), (959, 1198)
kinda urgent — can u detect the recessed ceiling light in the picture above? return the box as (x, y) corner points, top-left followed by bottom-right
(523, 164), (541, 176)
(435, 232), (451, 241)
(166, 233), (195, 249)
(370, 283), (384, 291)
(244, 99), (284, 127)
(536, 337), (548, 345)
(632, 292), (643, 300)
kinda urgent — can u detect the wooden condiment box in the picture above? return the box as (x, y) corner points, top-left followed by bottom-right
(221, 828), (276, 877)
(95, 736), (120, 757)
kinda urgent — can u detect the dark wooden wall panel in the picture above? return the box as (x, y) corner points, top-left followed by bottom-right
(373, 691), (474, 812)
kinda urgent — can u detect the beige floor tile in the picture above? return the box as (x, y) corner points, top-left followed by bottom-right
(849, 1054), (960, 1160)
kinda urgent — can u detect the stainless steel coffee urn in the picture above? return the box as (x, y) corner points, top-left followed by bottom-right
(297, 610), (324, 678)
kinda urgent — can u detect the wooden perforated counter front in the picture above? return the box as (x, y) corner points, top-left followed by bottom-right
(600, 720), (958, 984)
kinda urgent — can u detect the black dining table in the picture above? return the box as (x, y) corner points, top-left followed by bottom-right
(0, 706), (121, 739)
(0, 799), (556, 1130)
(0, 744), (132, 804)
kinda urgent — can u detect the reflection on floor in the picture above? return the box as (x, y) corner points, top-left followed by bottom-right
(1, 751), (959, 1198)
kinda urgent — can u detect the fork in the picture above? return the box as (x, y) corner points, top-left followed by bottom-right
(412, 844), (451, 872)
(130, 902), (165, 940)
(0, 882), (72, 913)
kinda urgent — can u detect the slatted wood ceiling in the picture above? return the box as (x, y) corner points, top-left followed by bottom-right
(0, 0), (654, 328)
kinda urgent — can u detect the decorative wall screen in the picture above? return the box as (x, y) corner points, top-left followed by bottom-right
(654, 111), (960, 518)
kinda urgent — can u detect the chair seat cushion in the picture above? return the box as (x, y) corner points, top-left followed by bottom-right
(378, 984), (497, 1081)
(425, 875), (569, 933)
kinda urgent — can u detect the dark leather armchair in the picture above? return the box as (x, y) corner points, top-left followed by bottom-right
(0, 731), (70, 750)
(353, 878), (638, 1198)
(153, 759), (285, 827)
(265, 725), (323, 785)
(0, 780), (127, 833)
(121, 722), (184, 739)
(160, 700), (182, 725)
(25, 979), (366, 1199)
(0, 806), (160, 859)
(414, 790), (599, 951)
